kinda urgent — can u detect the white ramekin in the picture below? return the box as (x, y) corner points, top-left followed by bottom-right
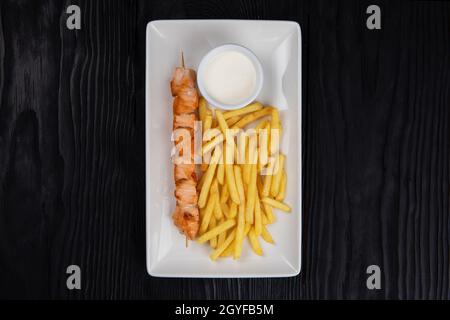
(197, 44), (263, 110)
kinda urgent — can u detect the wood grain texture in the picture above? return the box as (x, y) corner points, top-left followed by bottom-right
(0, 0), (449, 299)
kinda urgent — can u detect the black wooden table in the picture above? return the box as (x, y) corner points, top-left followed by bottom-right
(0, 0), (448, 300)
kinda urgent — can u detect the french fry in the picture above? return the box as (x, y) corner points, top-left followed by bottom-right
(198, 147), (222, 208)
(237, 130), (246, 165)
(243, 137), (250, 184)
(210, 178), (219, 194)
(245, 153), (258, 224)
(203, 113), (212, 131)
(232, 107), (272, 129)
(248, 228), (263, 256)
(202, 134), (224, 155)
(197, 219), (236, 244)
(257, 154), (276, 224)
(220, 182), (229, 204)
(216, 110), (239, 163)
(200, 206), (206, 218)
(211, 117), (218, 128)
(271, 154), (285, 196)
(201, 114), (213, 171)
(258, 126), (269, 167)
(228, 201), (238, 219)
(217, 151), (225, 184)
(233, 165), (245, 202)
(256, 174), (264, 195)
(221, 202), (230, 218)
(233, 204), (246, 259)
(262, 201), (276, 223)
(276, 170), (286, 201)
(221, 224), (251, 257)
(254, 191), (262, 236)
(220, 240), (235, 258)
(264, 122), (271, 161)
(271, 107), (280, 125)
(258, 122), (270, 172)
(216, 110), (232, 138)
(223, 102), (263, 119)
(217, 231), (227, 248)
(262, 197), (291, 212)
(225, 164), (240, 205)
(270, 107), (280, 154)
(261, 225), (275, 244)
(217, 218), (227, 247)
(248, 130), (258, 165)
(217, 162), (224, 184)
(261, 121), (274, 175)
(210, 229), (236, 260)
(199, 97), (208, 122)
(262, 174), (272, 197)
(209, 179), (223, 220)
(209, 216), (217, 248)
(255, 119), (270, 131)
(215, 110), (240, 205)
(226, 115), (241, 127)
(213, 198), (224, 220)
(261, 211), (269, 225)
(200, 193), (217, 233)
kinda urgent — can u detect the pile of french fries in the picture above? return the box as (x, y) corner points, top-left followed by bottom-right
(197, 98), (291, 261)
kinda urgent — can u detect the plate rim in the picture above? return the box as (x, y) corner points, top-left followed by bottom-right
(146, 19), (302, 278)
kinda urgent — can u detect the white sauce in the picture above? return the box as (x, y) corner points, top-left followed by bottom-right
(203, 51), (256, 106)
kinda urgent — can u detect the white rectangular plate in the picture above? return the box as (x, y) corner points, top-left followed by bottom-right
(146, 20), (301, 278)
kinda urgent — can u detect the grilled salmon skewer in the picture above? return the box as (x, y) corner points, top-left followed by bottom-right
(170, 54), (200, 240)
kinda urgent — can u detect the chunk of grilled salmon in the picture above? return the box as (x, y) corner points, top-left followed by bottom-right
(172, 205), (199, 240)
(173, 87), (199, 115)
(170, 67), (197, 96)
(174, 113), (196, 130)
(174, 179), (198, 205)
(173, 129), (195, 159)
(174, 164), (197, 182)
